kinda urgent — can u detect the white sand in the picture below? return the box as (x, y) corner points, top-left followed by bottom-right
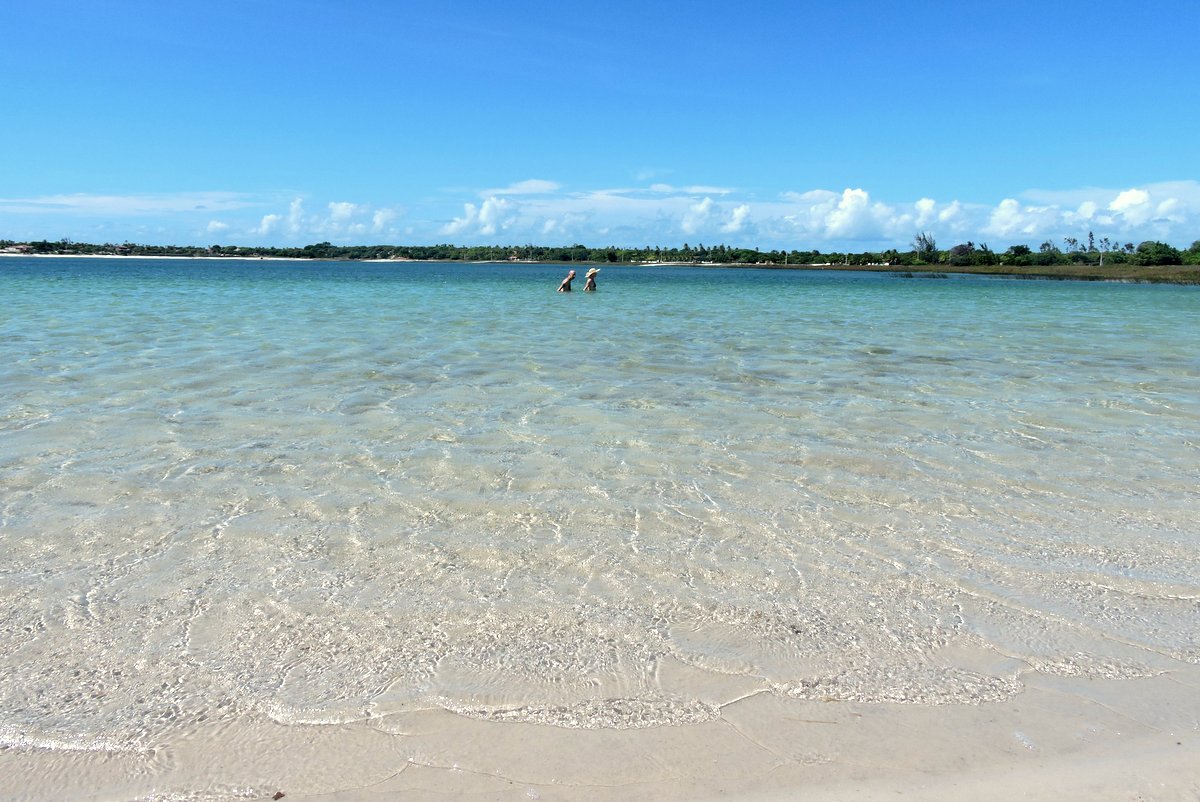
(3, 662), (1196, 801)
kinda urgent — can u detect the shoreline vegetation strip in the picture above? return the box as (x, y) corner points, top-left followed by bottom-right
(3, 238), (1199, 283)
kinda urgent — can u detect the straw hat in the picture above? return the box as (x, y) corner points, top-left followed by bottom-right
(586, 267), (600, 277)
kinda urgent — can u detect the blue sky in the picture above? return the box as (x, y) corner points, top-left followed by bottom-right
(2, 0), (1197, 250)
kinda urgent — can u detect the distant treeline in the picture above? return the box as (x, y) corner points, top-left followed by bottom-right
(5, 233), (1200, 268)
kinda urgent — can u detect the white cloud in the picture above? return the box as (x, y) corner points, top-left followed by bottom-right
(651, 183), (734, 195)
(972, 183), (1200, 244)
(825, 188), (873, 237)
(497, 185), (944, 246)
(372, 209), (397, 233)
(442, 204), (476, 236)
(983, 199), (1067, 239)
(1108, 188), (1152, 225)
(781, 189), (839, 204)
(483, 179), (560, 196)
(476, 197), (512, 236)
(6, 181), (1198, 250)
(328, 201), (361, 221)
(985, 199), (1026, 237)
(681, 197), (717, 235)
(1109, 188), (1149, 211)
(723, 204), (750, 233)
(243, 197), (402, 242)
(0, 191), (259, 216)
(442, 196), (515, 237)
(678, 198), (753, 237)
(768, 188), (938, 244)
(1156, 197), (1183, 220)
(937, 200), (963, 223)
(254, 213), (283, 236)
(285, 198), (305, 235)
(914, 198), (937, 227)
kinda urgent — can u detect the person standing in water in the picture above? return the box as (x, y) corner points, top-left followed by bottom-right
(558, 269), (576, 292)
(584, 267), (599, 291)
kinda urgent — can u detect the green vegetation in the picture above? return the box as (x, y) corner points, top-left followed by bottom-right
(4, 233), (1199, 283)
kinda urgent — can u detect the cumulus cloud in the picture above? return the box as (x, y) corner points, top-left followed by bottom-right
(974, 182), (1200, 244)
(1109, 188), (1149, 211)
(1156, 197), (1183, 221)
(914, 198), (937, 227)
(983, 198), (1076, 240)
(769, 188), (931, 243)
(681, 197), (717, 235)
(246, 197), (401, 242)
(937, 200), (964, 223)
(723, 204), (750, 233)
(678, 197), (753, 236)
(253, 213), (283, 236)
(328, 201), (361, 222)
(372, 209), (397, 233)
(6, 180), (1198, 250)
(986, 199), (1028, 237)
(421, 180), (1200, 248)
(1108, 188), (1152, 225)
(443, 196), (515, 237)
(285, 198), (305, 235)
(825, 189), (874, 237)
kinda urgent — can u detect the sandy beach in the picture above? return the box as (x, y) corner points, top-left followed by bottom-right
(4, 663), (1197, 800)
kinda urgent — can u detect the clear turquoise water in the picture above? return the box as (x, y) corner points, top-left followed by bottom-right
(1, 258), (1198, 768)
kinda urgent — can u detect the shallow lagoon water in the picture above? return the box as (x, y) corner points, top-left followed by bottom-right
(1, 258), (1198, 796)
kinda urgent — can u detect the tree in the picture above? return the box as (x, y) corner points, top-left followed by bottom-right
(1133, 241), (1182, 266)
(912, 232), (938, 264)
(947, 241), (976, 266)
(1031, 240), (1067, 266)
(1001, 244), (1032, 266)
(975, 243), (997, 265)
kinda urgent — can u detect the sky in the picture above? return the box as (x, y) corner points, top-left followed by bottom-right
(2, 0), (1198, 251)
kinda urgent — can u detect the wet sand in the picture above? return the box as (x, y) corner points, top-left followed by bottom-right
(4, 661), (1197, 800)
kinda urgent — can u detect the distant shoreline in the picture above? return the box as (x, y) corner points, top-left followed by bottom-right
(3, 251), (1197, 284)
(0, 252), (309, 262)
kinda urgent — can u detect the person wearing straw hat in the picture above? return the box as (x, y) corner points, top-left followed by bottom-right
(583, 267), (599, 291)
